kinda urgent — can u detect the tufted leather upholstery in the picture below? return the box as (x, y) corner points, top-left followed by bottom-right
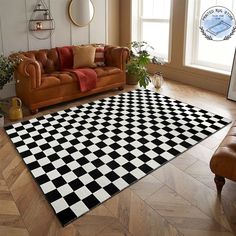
(22, 48), (59, 74)
(210, 122), (236, 193)
(94, 67), (122, 78)
(14, 45), (129, 113)
(40, 72), (75, 89)
(104, 46), (129, 71)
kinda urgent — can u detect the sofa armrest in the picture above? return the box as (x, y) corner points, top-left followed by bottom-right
(104, 46), (130, 71)
(17, 56), (42, 89)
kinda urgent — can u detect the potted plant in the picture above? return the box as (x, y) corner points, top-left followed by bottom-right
(0, 54), (22, 127)
(126, 41), (165, 88)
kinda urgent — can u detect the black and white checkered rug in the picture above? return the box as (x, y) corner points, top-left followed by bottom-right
(5, 89), (231, 226)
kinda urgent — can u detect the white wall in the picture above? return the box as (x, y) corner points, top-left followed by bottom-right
(0, 0), (107, 98)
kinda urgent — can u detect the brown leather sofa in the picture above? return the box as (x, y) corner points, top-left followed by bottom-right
(210, 122), (236, 194)
(14, 45), (129, 114)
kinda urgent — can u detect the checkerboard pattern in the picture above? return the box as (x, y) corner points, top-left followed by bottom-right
(5, 89), (231, 226)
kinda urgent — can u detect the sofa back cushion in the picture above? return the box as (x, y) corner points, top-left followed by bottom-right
(23, 48), (59, 74)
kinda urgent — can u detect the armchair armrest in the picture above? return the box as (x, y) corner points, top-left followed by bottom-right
(16, 55), (42, 89)
(104, 46), (130, 71)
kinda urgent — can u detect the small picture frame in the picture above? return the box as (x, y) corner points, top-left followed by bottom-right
(227, 48), (236, 101)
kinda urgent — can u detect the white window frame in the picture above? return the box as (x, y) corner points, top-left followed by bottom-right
(185, 0), (236, 73)
(132, 0), (173, 62)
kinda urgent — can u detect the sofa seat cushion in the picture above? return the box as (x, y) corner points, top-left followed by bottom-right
(94, 67), (122, 78)
(40, 72), (76, 89)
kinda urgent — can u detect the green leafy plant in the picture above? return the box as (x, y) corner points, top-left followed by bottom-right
(0, 55), (22, 115)
(0, 55), (21, 90)
(126, 41), (165, 88)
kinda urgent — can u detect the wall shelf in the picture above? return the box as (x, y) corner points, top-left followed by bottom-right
(33, 9), (48, 12)
(28, 0), (55, 40)
(30, 28), (55, 32)
(29, 19), (54, 22)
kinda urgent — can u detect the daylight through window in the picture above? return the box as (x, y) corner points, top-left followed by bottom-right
(185, 0), (236, 73)
(132, 0), (172, 61)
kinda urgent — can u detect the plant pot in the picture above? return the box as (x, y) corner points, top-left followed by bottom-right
(126, 73), (138, 85)
(0, 114), (4, 128)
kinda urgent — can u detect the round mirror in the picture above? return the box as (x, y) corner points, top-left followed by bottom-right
(68, 0), (94, 27)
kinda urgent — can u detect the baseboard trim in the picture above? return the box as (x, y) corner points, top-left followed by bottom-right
(148, 64), (230, 95)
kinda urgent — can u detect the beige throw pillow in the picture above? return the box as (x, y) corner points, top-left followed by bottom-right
(72, 46), (96, 68)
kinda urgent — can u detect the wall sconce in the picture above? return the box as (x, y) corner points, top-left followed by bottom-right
(35, 22), (43, 30)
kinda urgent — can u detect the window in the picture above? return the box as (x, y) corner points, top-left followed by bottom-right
(132, 0), (172, 61)
(185, 0), (236, 73)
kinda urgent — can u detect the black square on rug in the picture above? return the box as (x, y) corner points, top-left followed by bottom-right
(5, 89), (231, 226)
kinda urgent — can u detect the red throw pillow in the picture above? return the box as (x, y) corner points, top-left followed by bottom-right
(56, 46), (73, 70)
(95, 46), (105, 66)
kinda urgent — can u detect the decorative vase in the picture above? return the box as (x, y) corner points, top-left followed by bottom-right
(151, 72), (164, 89)
(9, 97), (23, 121)
(0, 114), (4, 128)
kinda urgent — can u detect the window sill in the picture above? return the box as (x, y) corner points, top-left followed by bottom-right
(185, 63), (231, 76)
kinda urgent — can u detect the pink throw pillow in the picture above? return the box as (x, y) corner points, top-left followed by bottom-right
(95, 47), (105, 66)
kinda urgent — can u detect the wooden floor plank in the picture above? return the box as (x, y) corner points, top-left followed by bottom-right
(146, 185), (231, 235)
(152, 163), (232, 232)
(0, 174), (29, 235)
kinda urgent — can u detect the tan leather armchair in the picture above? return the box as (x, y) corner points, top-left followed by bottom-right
(210, 122), (236, 194)
(14, 46), (129, 114)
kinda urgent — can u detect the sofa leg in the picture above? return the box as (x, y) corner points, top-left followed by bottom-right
(214, 175), (225, 194)
(118, 86), (124, 91)
(30, 109), (39, 115)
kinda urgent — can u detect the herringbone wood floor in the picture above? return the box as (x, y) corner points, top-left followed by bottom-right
(1, 79), (236, 236)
